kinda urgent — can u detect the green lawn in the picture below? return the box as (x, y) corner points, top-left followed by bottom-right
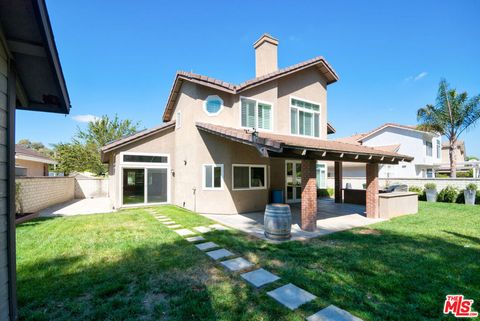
(17, 202), (480, 321)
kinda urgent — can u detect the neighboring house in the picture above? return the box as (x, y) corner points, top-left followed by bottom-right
(101, 34), (412, 229)
(0, 1), (71, 320)
(15, 144), (56, 177)
(333, 123), (442, 181)
(437, 140), (470, 176)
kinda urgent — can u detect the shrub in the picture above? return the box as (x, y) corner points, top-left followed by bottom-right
(408, 186), (426, 200)
(424, 183), (437, 190)
(466, 183), (478, 191)
(317, 188), (334, 198)
(437, 185), (459, 203)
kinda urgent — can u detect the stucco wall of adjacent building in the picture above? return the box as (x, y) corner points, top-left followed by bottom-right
(15, 159), (47, 176)
(16, 177), (75, 213)
(0, 32), (10, 321)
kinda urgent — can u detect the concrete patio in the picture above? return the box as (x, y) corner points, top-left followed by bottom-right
(38, 197), (115, 217)
(201, 198), (384, 241)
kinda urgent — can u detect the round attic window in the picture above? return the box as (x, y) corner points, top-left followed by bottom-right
(204, 95), (224, 116)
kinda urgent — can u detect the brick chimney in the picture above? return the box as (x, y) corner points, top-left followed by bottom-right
(253, 33), (278, 77)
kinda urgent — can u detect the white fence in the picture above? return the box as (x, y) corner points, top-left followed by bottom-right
(327, 177), (480, 190)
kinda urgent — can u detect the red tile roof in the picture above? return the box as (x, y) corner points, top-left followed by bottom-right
(163, 56), (339, 122)
(196, 122), (413, 163)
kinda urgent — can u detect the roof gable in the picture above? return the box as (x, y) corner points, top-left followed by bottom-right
(162, 56), (338, 122)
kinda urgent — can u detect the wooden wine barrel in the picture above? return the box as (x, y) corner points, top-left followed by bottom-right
(264, 203), (292, 240)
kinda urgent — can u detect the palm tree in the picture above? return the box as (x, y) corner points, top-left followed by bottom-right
(417, 79), (480, 177)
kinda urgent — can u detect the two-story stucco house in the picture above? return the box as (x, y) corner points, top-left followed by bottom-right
(101, 34), (413, 232)
(333, 123), (442, 182)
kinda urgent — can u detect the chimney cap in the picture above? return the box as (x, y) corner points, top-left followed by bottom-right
(253, 33), (278, 49)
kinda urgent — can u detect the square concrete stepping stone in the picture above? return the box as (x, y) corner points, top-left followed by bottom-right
(194, 226), (212, 233)
(220, 257), (254, 272)
(241, 268), (280, 288)
(205, 248), (234, 260)
(267, 283), (316, 310)
(156, 218), (170, 222)
(209, 224), (229, 231)
(195, 242), (219, 251)
(167, 224), (182, 229)
(173, 229), (195, 236)
(306, 305), (363, 321)
(162, 221), (176, 225)
(185, 236), (205, 242)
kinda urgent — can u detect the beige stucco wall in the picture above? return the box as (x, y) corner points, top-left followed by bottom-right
(15, 159), (47, 176)
(378, 192), (418, 219)
(105, 67), (330, 214)
(74, 177), (108, 199)
(441, 147), (465, 163)
(16, 177), (75, 214)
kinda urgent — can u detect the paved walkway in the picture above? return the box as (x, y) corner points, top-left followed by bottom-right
(202, 198), (384, 241)
(38, 197), (115, 217)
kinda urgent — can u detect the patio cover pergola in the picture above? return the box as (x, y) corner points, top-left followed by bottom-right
(196, 122), (414, 231)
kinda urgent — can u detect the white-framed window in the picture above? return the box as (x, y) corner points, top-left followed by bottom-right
(290, 97), (320, 137)
(426, 168), (434, 178)
(316, 162), (327, 188)
(121, 152), (169, 165)
(426, 141), (433, 157)
(203, 164), (224, 190)
(176, 111), (182, 129)
(232, 164), (267, 190)
(204, 95), (224, 116)
(436, 139), (441, 159)
(240, 97), (272, 131)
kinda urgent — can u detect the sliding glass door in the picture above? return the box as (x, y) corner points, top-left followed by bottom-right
(147, 168), (168, 203)
(123, 168), (145, 204)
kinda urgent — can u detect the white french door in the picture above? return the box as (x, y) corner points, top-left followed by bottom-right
(285, 160), (302, 203)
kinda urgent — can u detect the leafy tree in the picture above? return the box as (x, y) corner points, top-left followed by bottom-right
(466, 156), (479, 161)
(53, 115), (140, 176)
(417, 79), (480, 177)
(17, 139), (53, 157)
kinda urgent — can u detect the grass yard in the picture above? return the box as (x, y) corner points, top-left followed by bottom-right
(17, 202), (480, 321)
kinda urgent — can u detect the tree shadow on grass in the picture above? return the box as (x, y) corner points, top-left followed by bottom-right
(205, 228), (480, 321)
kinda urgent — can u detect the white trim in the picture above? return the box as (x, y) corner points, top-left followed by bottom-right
(119, 152), (171, 207)
(15, 154), (57, 165)
(202, 164), (224, 190)
(285, 160), (302, 203)
(359, 124), (438, 142)
(232, 164), (267, 191)
(119, 152), (170, 166)
(203, 95), (224, 116)
(289, 95), (321, 138)
(239, 96), (274, 132)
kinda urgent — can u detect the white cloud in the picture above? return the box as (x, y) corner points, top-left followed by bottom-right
(414, 71), (428, 81)
(71, 114), (100, 123)
(404, 71), (428, 83)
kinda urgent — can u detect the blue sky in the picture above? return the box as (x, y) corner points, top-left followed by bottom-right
(16, 0), (480, 155)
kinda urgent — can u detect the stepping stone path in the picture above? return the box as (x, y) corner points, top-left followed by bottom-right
(306, 305), (363, 321)
(174, 229), (196, 236)
(195, 242), (219, 251)
(206, 249), (234, 260)
(194, 226), (212, 233)
(146, 211), (361, 320)
(241, 268), (280, 288)
(267, 283), (316, 310)
(186, 236), (205, 242)
(220, 257), (254, 272)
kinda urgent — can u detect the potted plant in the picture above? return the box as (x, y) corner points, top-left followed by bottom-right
(464, 183), (477, 205)
(424, 183), (437, 202)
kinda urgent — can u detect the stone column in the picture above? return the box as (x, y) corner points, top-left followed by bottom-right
(301, 159), (317, 231)
(366, 163), (379, 218)
(334, 161), (343, 203)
